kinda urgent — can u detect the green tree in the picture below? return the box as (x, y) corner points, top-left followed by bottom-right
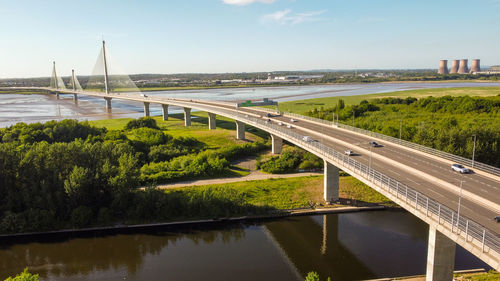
(4, 268), (39, 281)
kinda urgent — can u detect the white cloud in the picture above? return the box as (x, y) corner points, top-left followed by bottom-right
(223, 0), (275, 6)
(261, 9), (327, 25)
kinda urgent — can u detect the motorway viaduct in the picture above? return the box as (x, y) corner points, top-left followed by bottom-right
(3, 86), (500, 281)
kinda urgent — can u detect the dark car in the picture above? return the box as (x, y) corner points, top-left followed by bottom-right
(494, 216), (500, 223)
(369, 141), (380, 147)
(266, 113), (272, 117)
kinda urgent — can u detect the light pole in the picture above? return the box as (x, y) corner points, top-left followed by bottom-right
(369, 144), (373, 173)
(472, 134), (477, 168)
(399, 118), (402, 143)
(457, 180), (464, 228)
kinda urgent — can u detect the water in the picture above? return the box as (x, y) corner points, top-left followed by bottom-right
(0, 211), (488, 281)
(1, 82), (500, 127)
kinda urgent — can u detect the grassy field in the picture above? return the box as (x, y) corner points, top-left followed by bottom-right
(166, 175), (395, 210)
(454, 270), (500, 281)
(89, 112), (268, 148)
(277, 87), (500, 113)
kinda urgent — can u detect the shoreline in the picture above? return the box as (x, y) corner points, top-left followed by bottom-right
(0, 205), (386, 239)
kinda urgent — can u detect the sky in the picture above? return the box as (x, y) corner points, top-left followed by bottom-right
(1, 0), (500, 78)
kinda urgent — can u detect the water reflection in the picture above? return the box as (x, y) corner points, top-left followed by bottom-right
(0, 212), (490, 281)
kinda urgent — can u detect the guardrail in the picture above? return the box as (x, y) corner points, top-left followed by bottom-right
(187, 102), (499, 260)
(264, 109), (500, 177)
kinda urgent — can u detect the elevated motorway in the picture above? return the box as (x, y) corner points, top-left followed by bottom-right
(2, 86), (500, 280)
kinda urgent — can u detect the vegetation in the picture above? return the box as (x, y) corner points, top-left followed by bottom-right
(277, 87), (500, 113)
(257, 146), (323, 174)
(454, 270), (500, 281)
(4, 268), (38, 281)
(299, 95), (500, 167)
(305, 271), (331, 281)
(0, 117), (270, 233)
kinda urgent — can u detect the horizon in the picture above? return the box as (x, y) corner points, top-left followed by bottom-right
(1, 0), (500, 78)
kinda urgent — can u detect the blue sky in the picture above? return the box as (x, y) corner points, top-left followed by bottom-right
(1, 0), (500, 78)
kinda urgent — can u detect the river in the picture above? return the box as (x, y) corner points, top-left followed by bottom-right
(0, 211), (489, 281)
(1, 82), (500, 127)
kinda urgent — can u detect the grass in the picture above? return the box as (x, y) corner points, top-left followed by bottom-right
(454, 270), (500, 281)
(277, 87), (500, 114)
(166, 175), (395, 210)
(0, 89), (46, 95)
(89, 112), (268, 148)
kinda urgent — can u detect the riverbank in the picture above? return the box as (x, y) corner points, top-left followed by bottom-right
(0, 205), (386, 239)
(365, 268), (499, 281)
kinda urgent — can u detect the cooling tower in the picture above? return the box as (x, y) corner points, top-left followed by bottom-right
(438, 60), (449, 74)
(470, 59), (480, 73)
(458, 59), (469, 74)
(450, 60), (460, 74)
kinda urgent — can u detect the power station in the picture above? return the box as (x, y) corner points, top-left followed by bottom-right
(438, 58), (482, 74)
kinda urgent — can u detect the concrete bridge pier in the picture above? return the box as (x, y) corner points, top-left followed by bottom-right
(143, 102), (150, 117)
(236, 121), (245, 140)
(73, 93), (78, 103)
(271, 134), (283, 154)
(184, 108), (191, 126)
(426, 226), (456, 281)
(55, 92), (60, 100)
(324, 160), (339, 203)
(162, 104), (169, 121)
(208, 113), (216, 130)
(104, 97), (112, 112)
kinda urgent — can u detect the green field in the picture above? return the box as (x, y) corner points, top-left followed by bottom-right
(89, 112), (268, 147)
(167, 175), (395, 210)
(277, 87), (500, 114)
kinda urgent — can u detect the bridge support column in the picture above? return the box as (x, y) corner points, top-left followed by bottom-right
(271, 134), (283, 154)
(162, 104), (169, 121)
(426, 226), (456, 281)
(56, 92), (60, 100)
(143, 102), (150, 117)
(236, 121), (245, 140)
(184, 108), (191, 126)
(208, 113), (216, 130)
(104, 97), (112, 112)
(324, 160), (339, 203)
(73, 93), (78, 103)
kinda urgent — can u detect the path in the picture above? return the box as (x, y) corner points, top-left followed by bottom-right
(156, 155), (322, 189)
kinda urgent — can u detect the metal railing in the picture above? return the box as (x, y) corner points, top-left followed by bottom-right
(263, 109), (500, 176)
(186, 102), (500, 259)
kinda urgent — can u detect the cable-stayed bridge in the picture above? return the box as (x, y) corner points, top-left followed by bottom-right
(1, 41), (500, 280)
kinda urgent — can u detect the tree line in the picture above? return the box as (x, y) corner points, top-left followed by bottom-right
(0, 118), (269, 234)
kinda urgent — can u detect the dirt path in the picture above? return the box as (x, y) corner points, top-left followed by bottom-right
(156, 155), (322, 189)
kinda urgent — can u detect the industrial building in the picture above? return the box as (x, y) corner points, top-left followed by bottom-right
(438, 59), (483, 74)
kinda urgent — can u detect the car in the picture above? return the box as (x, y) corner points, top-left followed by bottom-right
(345, 149), (354, 156)
(287, 124), (293, 129)
(303, 136), (313, 142)
(265, 119), (271, 124)
(369, 141), (380, 147)
(290, 118), (297, 123)
(451, 164), (469, 174)
(266, 113), (272, 117)
(494, 216), (500, 223)
(278, 122), (283, 126)
(140, 93), (148, 98)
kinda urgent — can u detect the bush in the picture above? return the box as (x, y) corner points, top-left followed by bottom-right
(125, 117), (159, 130)
(70, 206), (93, 228)
(5, 268), (39, 281)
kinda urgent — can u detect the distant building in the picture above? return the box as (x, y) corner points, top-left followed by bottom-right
(491, 66), (500, 72)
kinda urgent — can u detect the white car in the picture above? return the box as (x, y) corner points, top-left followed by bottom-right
(345, 150), (354, 156)
(278, 122), (283, 126)
(451, 164), (469, 174)
(290, 118), (297, 123)
(287, 124), (293, 129)
(303, 136), (313, 142)
(140, 93), (148, 98)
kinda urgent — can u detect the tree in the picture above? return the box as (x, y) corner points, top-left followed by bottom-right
(4, 268), (39, 281)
